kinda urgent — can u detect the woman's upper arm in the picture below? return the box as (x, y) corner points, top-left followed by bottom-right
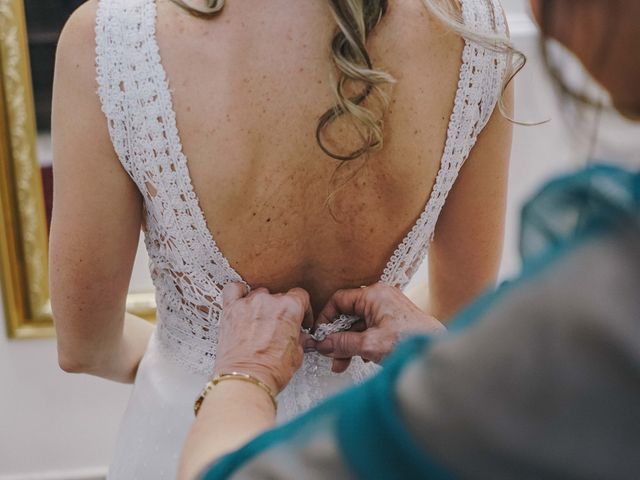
(428, 83), (514, 321)
(50, 2), (142, 356)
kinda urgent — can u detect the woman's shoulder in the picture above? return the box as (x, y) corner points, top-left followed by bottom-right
(55, 1), (99, 96)
(57, 0), (98, 58)
(393, 0), (507, 34)
(56, 0), (155, 91)
(58, 0), (150, 54)
(378, 0), (508, 66)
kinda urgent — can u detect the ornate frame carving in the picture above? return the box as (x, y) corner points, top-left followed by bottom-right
(0, 0), (155, 339)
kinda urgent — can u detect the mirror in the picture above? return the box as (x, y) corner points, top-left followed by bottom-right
(26, 0), (83, 232)
(0, 0), (155, 339)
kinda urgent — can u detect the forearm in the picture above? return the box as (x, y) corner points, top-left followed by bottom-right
(428, 251), (501, 322)
(57, 312), (153, 383)
(179, 381), (277, 480)
(101, 312), (154, 382)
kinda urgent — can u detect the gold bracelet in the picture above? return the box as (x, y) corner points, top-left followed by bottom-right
(194, 372), (278, 416)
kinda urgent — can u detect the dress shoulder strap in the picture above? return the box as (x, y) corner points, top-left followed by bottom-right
(380, 0), (509, 287)
(425, 0), (509, 234)
(461, 0), (509, 133)
(95, 0), (159, 191)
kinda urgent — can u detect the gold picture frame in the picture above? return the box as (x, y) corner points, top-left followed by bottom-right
(0, 0), (155, 339)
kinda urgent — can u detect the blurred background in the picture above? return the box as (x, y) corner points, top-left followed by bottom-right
(1, 0), (639, 479)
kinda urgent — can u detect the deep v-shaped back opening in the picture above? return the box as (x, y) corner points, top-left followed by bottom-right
(97, 0), (505, 382)
(146, 0), (473, 291)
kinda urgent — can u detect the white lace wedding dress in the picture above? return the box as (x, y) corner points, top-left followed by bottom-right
(97, 0), (507, 477)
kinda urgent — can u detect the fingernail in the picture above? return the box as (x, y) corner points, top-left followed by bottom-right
(304, 338), (317, 352)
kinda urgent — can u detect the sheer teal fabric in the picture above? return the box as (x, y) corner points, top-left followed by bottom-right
(202, 165), (640, 480)
(202, 336), (454, 480)
(451, 164), (640, 334)
(520, 165), (640, 262)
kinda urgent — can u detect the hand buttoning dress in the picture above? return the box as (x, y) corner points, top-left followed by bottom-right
(94, 0), (508, 477)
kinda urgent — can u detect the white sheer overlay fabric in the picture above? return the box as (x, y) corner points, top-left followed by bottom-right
(97, 0), (507, 477)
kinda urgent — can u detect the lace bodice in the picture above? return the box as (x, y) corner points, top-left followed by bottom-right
(96, 0), (507, 416)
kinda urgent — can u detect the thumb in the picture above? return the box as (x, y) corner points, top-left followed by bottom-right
(315, 331), (366, 359)
(222, 282), (249, 308)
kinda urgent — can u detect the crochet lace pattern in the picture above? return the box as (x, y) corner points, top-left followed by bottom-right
(96, 0), (507, 416)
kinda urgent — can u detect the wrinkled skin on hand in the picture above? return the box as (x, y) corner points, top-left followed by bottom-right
(314, 283), (445, 372)
(215, 283), (312, 394)
(215, 281), (443, 389)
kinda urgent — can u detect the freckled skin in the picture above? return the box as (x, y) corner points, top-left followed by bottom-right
(147, 0), (506, 316)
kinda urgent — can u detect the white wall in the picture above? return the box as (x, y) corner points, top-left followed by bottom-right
(0, 245), (156, 480)
(0, 313), (128, 480)
(2, 3), (639, 479)
(498, 10), (640, 278)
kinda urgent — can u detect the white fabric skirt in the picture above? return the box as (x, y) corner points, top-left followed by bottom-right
(107, 328), (378, 479)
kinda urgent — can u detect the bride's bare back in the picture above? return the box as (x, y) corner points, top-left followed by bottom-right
(153, 0), (509, 313)
(51, 0), (511, 381)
